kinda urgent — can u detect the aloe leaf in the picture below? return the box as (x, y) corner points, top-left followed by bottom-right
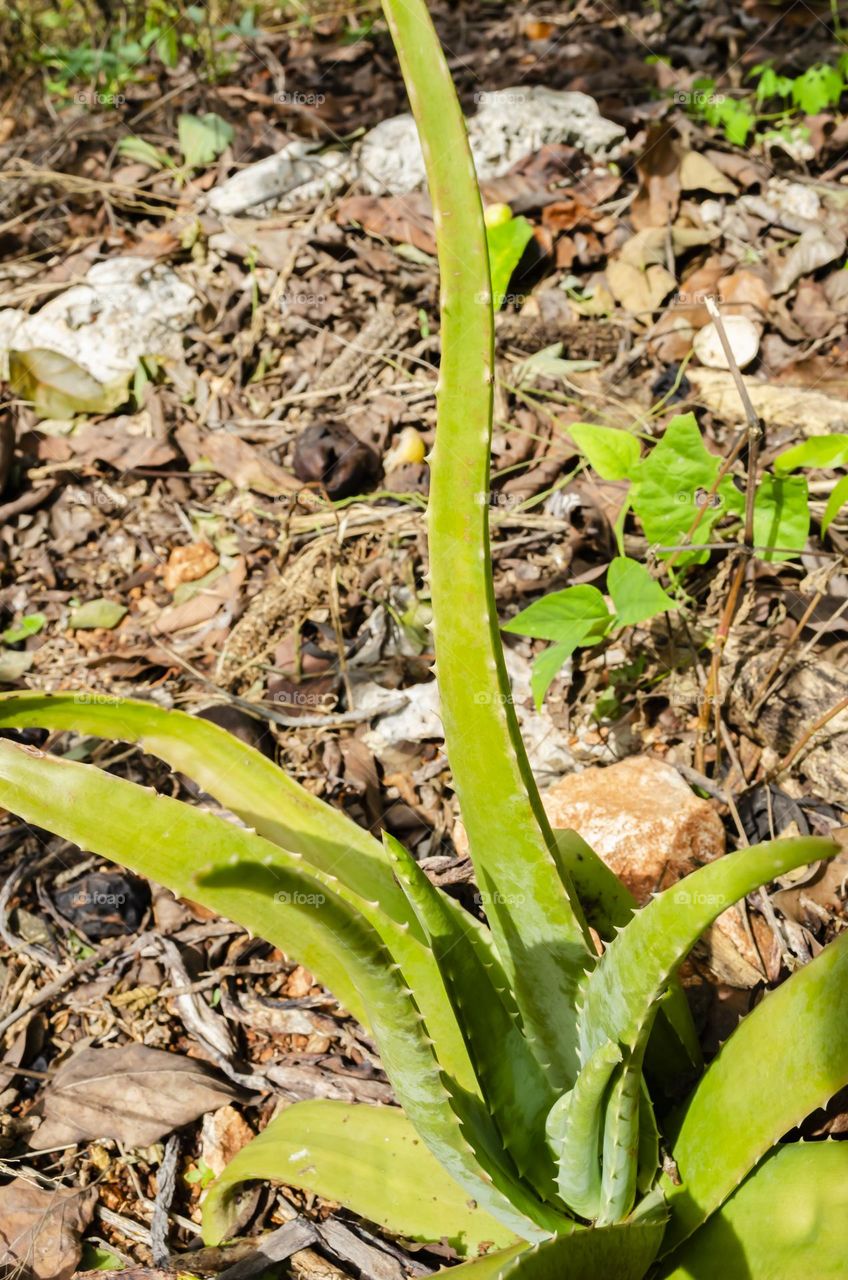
(578, 837), (836, 1061)
(546, 1040), (622, 1219)
(435, 1215), (664, 1280)
(202, 1100), (518, 1255)
(382, 0), (594, 1093)
(0, 698), (482, 1102)
(201, 864), (563, 1241)
(663, 926), (848, 1251)
(552, 830), (701, 1079)
(0, 692), (413, 929)
(598, 1054), (644, 1223)
(657, 1143), (848, 1279)
(0, 741), (558, 1238)
(573, 837), (837, 1222)
(385, 834), (558, 1201)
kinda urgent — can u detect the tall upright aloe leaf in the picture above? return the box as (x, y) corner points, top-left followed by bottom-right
(381, 0), (593, 1093)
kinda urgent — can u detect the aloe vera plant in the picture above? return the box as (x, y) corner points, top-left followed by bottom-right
(0, 4), (847, 1276)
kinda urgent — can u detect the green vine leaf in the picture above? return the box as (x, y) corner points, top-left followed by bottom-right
(774, 433), (848, 473)
(487, 214), (534, 309)
(569, 423), (641, 481)
(629, 413), (744, 563)
(752, 473), (809, 561)
(607, 558), (676, 628)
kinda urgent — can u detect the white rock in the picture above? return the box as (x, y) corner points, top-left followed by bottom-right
(0, 256), (197, 384)
(693, 315), (760, 370)
(359, 87), (625, 195)
(206, 139), (355, 217)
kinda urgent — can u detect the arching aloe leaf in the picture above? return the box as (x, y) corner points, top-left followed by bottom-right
(0, 693), (481, 1101)
(571, 837), (837, 1223)
(202, 1100), (518, 1255)
(657, 1143), (848, 1279)
(437, 1213), (664, 1280)
(552, 830), (701, 1080)
(385, 834), (558, 1202)
(546, 1040), (622, 1219)
(202, 862), (564, 1242)
(0, 691), (414, 929)
(663, 926), (848, 1251)
(382, 0), (594, 1093)
(0, 740), (554, 1240)
(578, 837), (836, 1060)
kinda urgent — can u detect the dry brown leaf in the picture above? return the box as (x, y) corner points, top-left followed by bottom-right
(335, 193), (436, 255)
(0, 1178), (96, 1280)
(718, 268), (772, 322)
(151, 556), (246, 636)
(773, 226), (846, 294)
(607, 259), (676, 321)
(631, 123), (682, 230)
(29, 1044), (242, 1149)
(689, 368), (848, 434)
(679, 150), (738, 195)
(176, 424), (298, 497)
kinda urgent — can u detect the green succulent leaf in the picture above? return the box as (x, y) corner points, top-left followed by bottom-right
(574, 837), (837, 1224)
(752, 473), (809, 561)
(385, 833), (559, 1203)
(657, 1143), (848, 1279)
(0, 692), (414, 930)
(384, 0), (595, 1093)
(0, 734), (564, 1234)
(607, 557), (677, 628)
(439, 1214), (665, 1280)
(664, 926), (848, 1251)
(546, 1040), (622, 1219)
(202, 1100), (518, 1255)
(569, 422), (641, 481)
(551, 829), (701, 1083)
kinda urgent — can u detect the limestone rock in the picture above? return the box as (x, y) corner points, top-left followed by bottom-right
(540, 755), (726, 905)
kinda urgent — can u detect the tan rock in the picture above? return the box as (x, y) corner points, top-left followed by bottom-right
(539, 756), (725, 905)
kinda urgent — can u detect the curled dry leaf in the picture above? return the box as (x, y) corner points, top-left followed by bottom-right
(631, 123), (682, 230)
(29, 1044), (243, 1150)
(0, 1178), (96, 1280)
